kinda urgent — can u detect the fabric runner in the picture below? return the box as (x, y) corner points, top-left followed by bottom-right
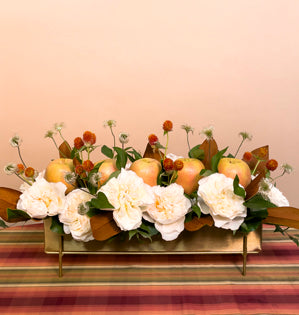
(0, 223), (298, 314)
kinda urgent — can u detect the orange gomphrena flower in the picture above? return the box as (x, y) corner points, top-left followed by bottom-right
(148, 134), (158, 146)
(163, 120), (173, 132)
(83, 131), (96, 145)
(163, 158), (174, 171)
(75, 165), (84, 175)
(243, 152), (253, 162)
(174, 159), (184, 171)
(74, 137), (84, 149)
(17, 164), (25, 174)
(82, 160), (94, 172)
(266, 159), (278, 171)
(24, 167), (35, 178)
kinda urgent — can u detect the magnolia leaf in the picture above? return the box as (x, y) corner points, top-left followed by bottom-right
(59, 141), (72, 158)
(101, 145), (114, 158)
(184, 215), (214, 232)
(245, 170), (265, 201)
(199, 138), (219, 170)
(0, 187), (22, 222)
(7, 209), (31, 221)
(90, 192), (114, 209)
(243, 194), (277, 209)
(143, 143), (163, 161)
(0, 219), (8, 228)
(233, 175), (246, 198)
(191, 204), (201, 218)
(243, 145), (269, 173)
(188, 145), (205, 160)
(90, 212), (121, 241)
(263, 207), (299, 229)
(211, 147), (228, 172)
(50, 215), (64, 234)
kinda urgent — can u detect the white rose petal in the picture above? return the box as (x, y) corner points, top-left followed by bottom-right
(16, 176), (66, 219)
(100, 169), (155, 231)
(166, 153), (184, 161)
(144, 183), (191, 241)
(59, 189), (94, 242)
(259, 179), (289, 207)
(197, 173), (247, 230)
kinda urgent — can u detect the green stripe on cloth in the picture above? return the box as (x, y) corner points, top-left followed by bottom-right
(0, 223), (298, 314)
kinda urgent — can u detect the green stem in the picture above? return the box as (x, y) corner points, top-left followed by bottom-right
(15, 173), (32, 186)
(164, 132), (169, 160)
(51, 138), (67, 158)
(58, 130), (72, 152)
(234, 139), (245, 158)
(110, 126), (116, 149)
(186, 132), (191, 152)
(17, 146), (27, 168)
(252, 159), (261, 176)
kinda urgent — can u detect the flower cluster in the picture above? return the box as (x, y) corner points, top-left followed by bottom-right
(2, 120), (296, 245)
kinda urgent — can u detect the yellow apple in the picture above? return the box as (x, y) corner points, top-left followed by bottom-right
(129, 158), (162, 186)
(218, 157), (251, 188)
(175, 158), (205, 195)
(45, 158), (76, 194)
(97, 159), (118, 186)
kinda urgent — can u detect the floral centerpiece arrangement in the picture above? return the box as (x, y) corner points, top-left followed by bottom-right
(1, 120), (299, 246)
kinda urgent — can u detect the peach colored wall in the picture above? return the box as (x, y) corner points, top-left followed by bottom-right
(0, 1), (298, 206)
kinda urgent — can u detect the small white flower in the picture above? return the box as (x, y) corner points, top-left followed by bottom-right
(119, 132), (129, 144)
(259, 178), (289, 207)
(9, 135), (22, 147)
(281, 163), (293, 174)
(200, 125), (214, 140)
(103, 120), (116, 128)
(59, 189), (94, 242)
(197, 173), (247, 230)
(99, 169), (154, 231)
(16, 176), (67, 219)
(181, 124), (194, 134)
(77, 201), (90, 215)
(45, 130), (55, 138)
(239, 131), (253, 141)
(143, 183), (191, 241)
(89, 173), (102, 187)
(64, 172), (77, 185)
(54, 122), (65, 131)
(4, 163), (18, 175)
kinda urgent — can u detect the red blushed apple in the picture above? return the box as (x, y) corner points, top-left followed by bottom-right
(129, 158), (162, 187)
(97, 159), (118, 186)
(175, 158), (205, 195)
(45, 158), (76, 194)
(218, 157), (251, 188)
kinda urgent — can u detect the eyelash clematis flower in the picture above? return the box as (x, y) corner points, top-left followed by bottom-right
(99, 169), (155, 231)
(59, 189), (94, 242)
(143, 183), (191, 241)
(197, 173), (247, 230)
(16, 174), (67, 219)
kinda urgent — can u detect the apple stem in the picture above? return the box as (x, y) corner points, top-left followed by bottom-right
(17, 146), (27, 168)
(234, 139), (245, 158)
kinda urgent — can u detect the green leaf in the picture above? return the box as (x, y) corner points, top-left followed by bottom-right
(185, 212), (194, 223)
(227, 153), (234, 158)
(107, 170), (121, 181)
(233, 175), (246, 198)
(200, 169), (214, 177)
(243, 194), (277, 209)
(211, 147), (228, 172)
(239, 219), (262, 233)
(128, 230), (138, 240)
(50, 215), (64, 234)
(246, 208), (268, 220)
(188, 145), (205, 160)
(127, 149), (142, 161)
(192, 204), (201, 218)
(90, 192), (114, 209)
(7, 209), (31, 221)
(114, 147), (128, 169)
(0, 219), (8, 228)
(86, 207), (101, 217)
(101, 145), (114, 158)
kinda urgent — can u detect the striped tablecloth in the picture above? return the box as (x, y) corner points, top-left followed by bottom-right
(0, 223), (298, 314)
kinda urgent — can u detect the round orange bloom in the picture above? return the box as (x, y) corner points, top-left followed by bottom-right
(163, 158), (174, 171)
(75, 165), (84, 175)
(174, 159), (184, 171)
(148, 134), (158, 146)
(24, 167), (35, 178)
(243, 152), (253, 161)
(17, 164), (25, 174)
(74, 137), (84, 149)
(266, 159), (278, 171)
(163, 120), (173, 132)
(83, 131), (96, 145)
(82, 160), (94, 172)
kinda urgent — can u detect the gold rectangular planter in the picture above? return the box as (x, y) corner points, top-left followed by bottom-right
(43, 218), (262, 277)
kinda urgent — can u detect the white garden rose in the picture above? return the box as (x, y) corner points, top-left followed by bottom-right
(99, 169), (155, 231)
(59, 189), (94, 242)
(166, 153), (184, 161)
(16, 175), (66, 219)
(197, 173), (247, 230)
(143, 183), (191, 241)
(259, 178), (289, 207)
